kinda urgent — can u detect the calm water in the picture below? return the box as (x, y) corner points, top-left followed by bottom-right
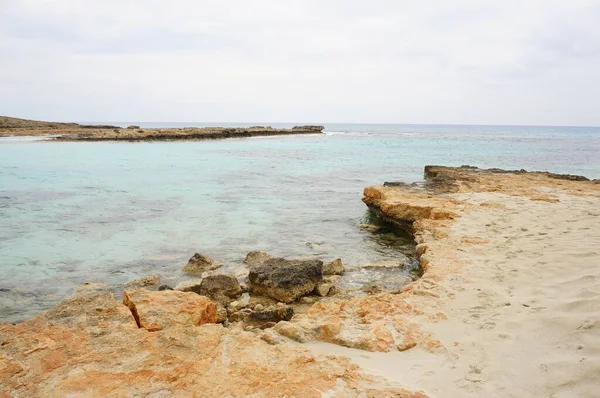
(1, 123), (599, 322)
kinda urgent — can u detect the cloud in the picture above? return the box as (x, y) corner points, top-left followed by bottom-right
(0, 0), (599, 125)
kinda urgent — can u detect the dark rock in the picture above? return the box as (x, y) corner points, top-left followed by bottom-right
(248, 306), (294, 323)
(198, 275), (242, 302)
(127, 125), (140, 129)
(248, 258), (323, 303)
(291, 125), (324, 132)
(229, 305), (294, 328)
(383, 181), (410, 187)
(158, 285), (173, 291)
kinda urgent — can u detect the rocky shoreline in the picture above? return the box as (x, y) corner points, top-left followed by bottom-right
(0, 116), (325, 141)
(2, 165), (599, 397)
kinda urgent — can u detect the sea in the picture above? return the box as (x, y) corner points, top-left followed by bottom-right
(1, 123), (599, 322)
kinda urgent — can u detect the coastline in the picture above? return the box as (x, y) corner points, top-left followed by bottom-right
(2, 165), (600, 396)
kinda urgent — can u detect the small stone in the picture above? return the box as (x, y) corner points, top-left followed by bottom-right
(158, 285), (173, 291)
(299, 296), (317, 304)
(174, 279), (203, 293)
(323, 275), (342, 285)
(276, 302), (286, 308)
(397, 339), (417, 352)
(254, 304), (264, 311)
(327, 286), (341, 296)
(216, 305), (228, 323)
(322, 258), (345, 275)
(182, 253), (222, 274)
(358, 224), (382, 233)
(314, 283), (331, 297)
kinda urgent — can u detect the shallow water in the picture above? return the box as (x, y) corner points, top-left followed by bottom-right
(1, 123), (599, 322)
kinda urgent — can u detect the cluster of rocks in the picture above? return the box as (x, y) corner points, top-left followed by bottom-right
(127, 251), (345, 330)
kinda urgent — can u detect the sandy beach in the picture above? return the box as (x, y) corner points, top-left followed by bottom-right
(311, 172), (600, 396)
(2, 166), (599, 397)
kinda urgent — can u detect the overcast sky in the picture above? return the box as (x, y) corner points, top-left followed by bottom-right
(1, 1), (599, 125)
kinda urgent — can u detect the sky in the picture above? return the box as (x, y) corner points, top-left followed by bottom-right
(1, 0), (599, 126)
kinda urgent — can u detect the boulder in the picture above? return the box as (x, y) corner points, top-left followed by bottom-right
(248, 258), (323, 303)
(198, 275), (242, 302)
(182, 253), (222, 274)
(122, 289), (217, 331)
(243, 251), (272, 266)
(323, 258), (345, 275)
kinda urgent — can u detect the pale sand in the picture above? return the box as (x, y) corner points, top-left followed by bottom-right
(311, 189), (600, 397)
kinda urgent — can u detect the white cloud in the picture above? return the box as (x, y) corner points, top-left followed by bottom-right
(1, 0), (599, 125)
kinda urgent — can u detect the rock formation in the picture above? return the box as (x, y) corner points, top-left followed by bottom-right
(182, 252), (222, 274)
(248, 258), (324, 303)
(0, 284), (424, 396)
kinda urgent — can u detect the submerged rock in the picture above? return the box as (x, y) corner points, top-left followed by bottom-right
(74, 282), (111, 295)
(123, 288), (217, 331)
(124, 275), (161, 288)
(360, 259), (405, 270)
(322, 258), (345, 275)
(158, 284), (173, 291)
(182, 253), (222, 274)
(198, 275), (242, 302)
(358, 223), (383, 233)
(248, 258), (323, 303)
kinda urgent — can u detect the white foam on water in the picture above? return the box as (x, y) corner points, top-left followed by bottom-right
(0, 135), (59, 142)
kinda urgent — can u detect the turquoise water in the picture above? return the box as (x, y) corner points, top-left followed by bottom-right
(1, 123), (599, 322)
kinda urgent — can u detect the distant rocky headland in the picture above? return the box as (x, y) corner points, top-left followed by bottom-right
(0, 116), (324, 141)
